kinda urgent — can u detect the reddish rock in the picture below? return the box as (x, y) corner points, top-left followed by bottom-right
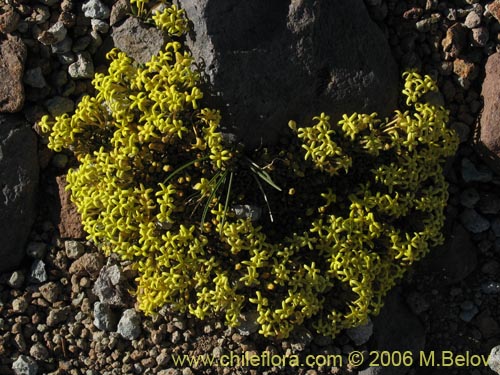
(56, 175), (86, 239)
(488, 0), (500, 23)
(0, 34), (26, 113)
(476, 52), (500, 174)
(69, 253), (105, 277)
(442, 23), (467, 58)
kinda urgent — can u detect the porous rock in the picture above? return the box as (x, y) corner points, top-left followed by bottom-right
(12, 355), (38, 375)
(93, 264), (127, 306)
(117, 308), (141, 340)
(111, 16), (167, 65)
(0, 34), (26, 112)
(178, 0), (399, 148)
(476, 52), (500, 174)
(0, 114), (39, 272)
(55, 175), (85, 239)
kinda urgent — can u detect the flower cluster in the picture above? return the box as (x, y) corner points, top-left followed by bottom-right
(40, 1), (458, 339)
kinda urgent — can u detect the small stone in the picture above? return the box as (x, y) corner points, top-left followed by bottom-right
(29, 343), (49, 361)
(93, 302), (118, 331)
(117, 309), (141, 340)
(93, 264), (127, 306)
(30, 260), (47, 284)
(39, 282), (61, 303)
(346, 318), (373, 346)
(0, 5), (20, 34)
(461, 158), (493, 183)
(91, 19), (109, 33)
(51, 37), (72, 54)
(23, 67), (47, 89)
(12, 296), (29, 313)
(110, 0), (130, 26)
(12, 355), (38, 375)
(26, 242), (46, 259)
(82, 0), (110, 20)
(69, 252), (104, 277)
(415, 18), (434, 32)
(453, 58), (478, 81)
(475, 312), (500, 339)
(47, 307), (70, 327)
(460, 209), (490, 233)
(481, 281), (500, 294)
(68, 52), (94, 79)
(471, 26), (489, 47)
(464, 11), (481, 28)
(488, 345), (500, 374)
(65, 240), (85, 259)
(45, 96), (75, 117)
(442, 23), (467, 58)
(8, 271), (25, 289)
(38, 21), (67, 45)
(460, 187), (480, 208)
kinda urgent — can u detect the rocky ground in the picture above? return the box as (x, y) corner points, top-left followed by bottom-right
(0, 0), (500, 374)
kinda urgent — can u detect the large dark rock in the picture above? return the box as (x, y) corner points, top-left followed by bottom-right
(0, 114), (39, 272)
(178, 0), (399, 147)
(476, 51), (500, 175)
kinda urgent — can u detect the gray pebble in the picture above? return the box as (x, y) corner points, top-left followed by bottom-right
(65, 240), (85, 259)
(478, 194), (500, 214)
(24, 67), (47, 88)
(460, 208), (490, 233)
(461, 158), (493, 183)
(233, 205), (262, 222)
(481, 281), (500, 295)
(51, 36), (72, 54)
(45, 96), (74, 117)
(93, 302), (118, 331)
(38, 21), (67, 45)
(26, 242), (46, 259)
(68, 52), (94, 79)
(57, 52), (76, 65)
(8, 270), (25, 289)
(91, 19), (109, 34)
(117, 309), (141, 340)
(12, 355), (38, 375)
(30, 260), (47, 284)
(82, 0), (110, 19)
(464, 11), (481, 28)
(460, 187), (480, 208)
(489, 346), (500, 374)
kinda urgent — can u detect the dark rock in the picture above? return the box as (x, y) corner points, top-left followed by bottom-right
(93, 302), (118, 331)
(471, 26), (489, 47)
(0, 34), (26, 113)
(178, 0), (399, 148)
(422, 224), (477, 285)
(0, 114), (38, 272)
(476, 52), (500, 174)
(370, 288), (425, 375)
(111, 17), (167, 65)
(460, 208), (490, 233)
(55, 175), (85, 239)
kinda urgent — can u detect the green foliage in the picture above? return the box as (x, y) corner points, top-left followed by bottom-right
(40, 2), (458, 339)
